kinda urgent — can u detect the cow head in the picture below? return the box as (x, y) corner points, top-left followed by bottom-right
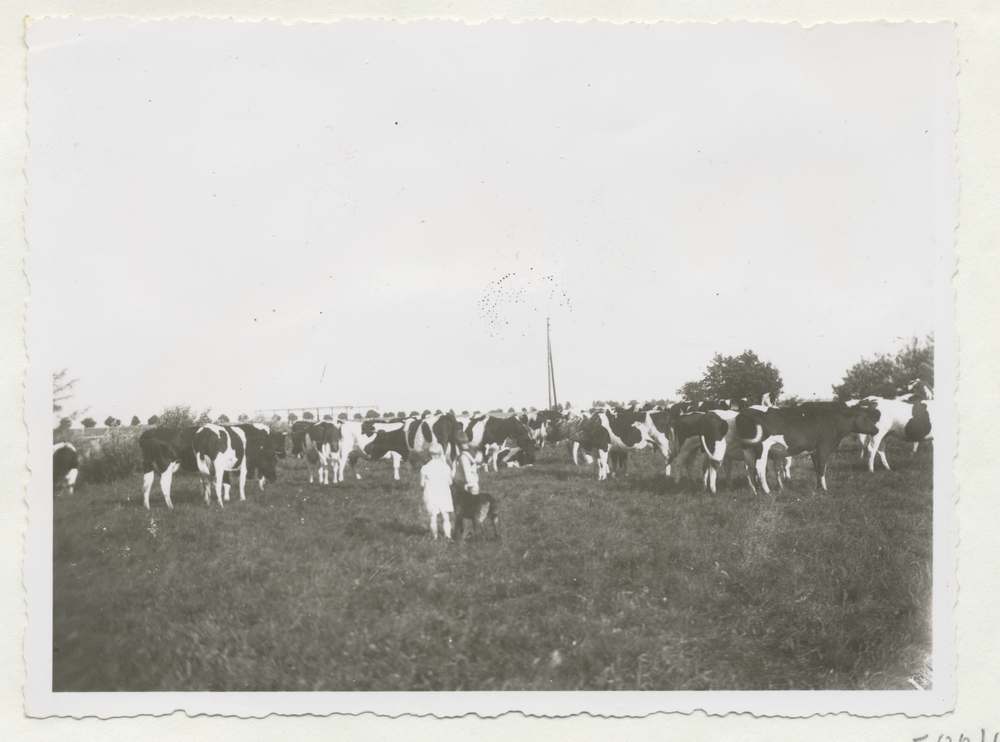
(849, 403), (881, 436)
(269, 431), (288, 459)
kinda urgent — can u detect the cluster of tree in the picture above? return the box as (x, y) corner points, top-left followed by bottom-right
(55, 335), (933, 438)
(832, 336), (933, 401)
(678, 350), (784, 405)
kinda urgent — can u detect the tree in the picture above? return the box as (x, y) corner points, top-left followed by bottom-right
(323, 414), (334, 421)
(195, 410), (213, 426)
(58, 418), (72, 430)
(365, 409), (380, 419)
(461, 410), (469, 416)
(434, 409), (443, 415)
(53, 369), (88, 424)
(507, 407), (515, 413)
(337, 412), (348, 421)
(237, 413), (249, 423)
(157, 405), (197, 427)
(422, 410), (432, 418)
(81, 417), (97, 429)
(832, 336), (934, 401)
(410, 411), (420, 418)
(398, 411), (407, 419)
(678, 350), (783, 404)
(130, 416), (141, 426)
(217, 414), (230, 424)
(147, 415), (159, 425)
(353, 413), (363, 420)
(103, 416), (122, 428)
(303, 411), (314, 420)
(288, 412), (298, 423)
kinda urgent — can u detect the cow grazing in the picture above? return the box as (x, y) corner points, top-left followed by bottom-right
(233, 423), (281, 490)
(464, 415), (537, 472)
(295, 421), (341, 484)
(858, 397), (935, 472)
(53, 442), (79, 496)
(194, 424), (248, 507)
(139, 426), (200, 508)
(549, 409), (599, 465)
(289, 420), (315, 457)
(451, 488), (501, 541)
(353, 419), (409, 479)
(735, 402), (880, 493)
(337, 415), (461, 482)
(581, 408), (675, 481)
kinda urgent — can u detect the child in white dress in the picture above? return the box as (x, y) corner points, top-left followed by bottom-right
(420, 442), (454, 540)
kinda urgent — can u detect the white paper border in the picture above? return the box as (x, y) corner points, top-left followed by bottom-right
(3, 1), (994, 739)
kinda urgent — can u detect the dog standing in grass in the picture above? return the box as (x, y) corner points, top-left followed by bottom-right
(420, 442), (454, 540)
(451, 438), (500, 540)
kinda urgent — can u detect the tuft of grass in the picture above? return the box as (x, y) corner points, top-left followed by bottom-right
(53, 440), (934, 691)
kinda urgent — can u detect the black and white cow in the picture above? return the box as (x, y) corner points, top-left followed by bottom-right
(292, 421), (341, 484)
(857, 396), (935, 472)
(193, 424), (248, 507)
(517, 410), (562, 449)
(53, 442), (79, 496)
(549, 408), (599, 465)
(735, 402), (879, 493)
(580, 408), (675, 481)
(494, 445), (532, 468)
(463, 415), (537, 472)
(139, 426), (200, 508)
(666, 410), (743, 493)
(337, 414), (462, 482)
(233, 423), (281, 490)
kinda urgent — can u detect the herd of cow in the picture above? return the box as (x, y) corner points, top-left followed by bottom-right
(50, 379), (936, 509)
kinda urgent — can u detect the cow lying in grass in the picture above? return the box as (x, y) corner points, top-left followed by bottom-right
(451, 487), (501, 541)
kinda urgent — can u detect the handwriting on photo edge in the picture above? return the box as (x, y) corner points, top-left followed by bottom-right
(914, 731), (999, 742)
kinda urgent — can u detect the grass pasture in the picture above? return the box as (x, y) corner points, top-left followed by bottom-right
(52, 438), (933, 692)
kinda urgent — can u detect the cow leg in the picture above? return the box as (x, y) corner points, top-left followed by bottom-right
(810, 450), (828, 491)
(596, 449), (609, 481)
(214, 467), (226, 507)
(331, 453), (343, 484)
(756, 442), (774, 495)
(876, 445), (891, 471)
(571, 441), (579, 465)
(391, 451), (402, 480)
(159, 463), (180, 509)
(741, 447), (759, 494)
(705, 437), (727, 495)
(143, 470), (156, 510)
(238, 466), (248, 501)
(867, 429), (890, 472)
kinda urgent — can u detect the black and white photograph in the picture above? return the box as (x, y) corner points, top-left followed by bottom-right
(21, 16), (959, 719)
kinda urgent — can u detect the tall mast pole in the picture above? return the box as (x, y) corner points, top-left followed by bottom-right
(547, 317), (559, 410)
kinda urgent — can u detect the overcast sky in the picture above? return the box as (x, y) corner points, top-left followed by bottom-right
(27, 19), (956, 424)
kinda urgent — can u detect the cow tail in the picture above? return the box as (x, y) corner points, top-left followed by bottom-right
(700, 435), (714, 458)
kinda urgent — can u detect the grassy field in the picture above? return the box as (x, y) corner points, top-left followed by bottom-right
(52, 438), (933, 692)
